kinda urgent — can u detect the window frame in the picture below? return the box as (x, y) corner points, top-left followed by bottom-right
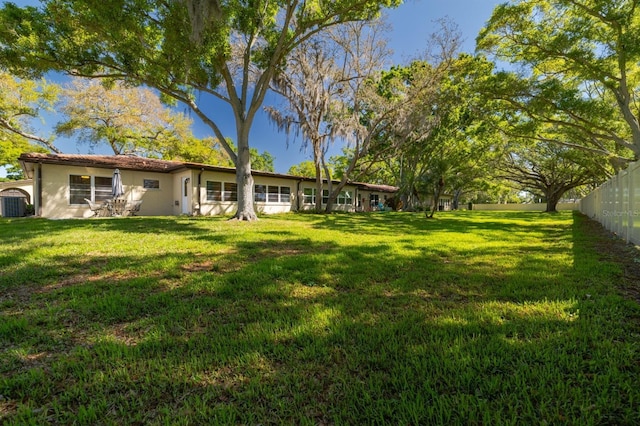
(280, 186), (291, 203)
(254, 184), (267, 202)
(69, 174), (113, 205)
(143, 179), (160, 190)
(206, 181), (222, 202)
(303, 187), (315, 204)
(223, 182), (237, 202)
(264, 185), (292, 203)
(206, 181), (237, 202)
(337, 190), (353, 205)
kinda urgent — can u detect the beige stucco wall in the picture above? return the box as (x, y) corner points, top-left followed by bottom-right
(297, 183), (389, 213)
(124, 169), (175, 216)
(197, 172), (299, 216)
(299, 182), (350, 212)
(357, 189), (396, 212)
(38, 164), (175, 219)
(0, 179), (33, 203)
(31, 162), (399, 218)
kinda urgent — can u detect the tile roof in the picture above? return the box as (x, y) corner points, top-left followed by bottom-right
(18, 153), (399, 192)
(19, 153), (185, 172)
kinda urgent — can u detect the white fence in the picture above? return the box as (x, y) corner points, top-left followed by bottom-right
(580, 160), (640, 244)
(473, 203), (579, 211)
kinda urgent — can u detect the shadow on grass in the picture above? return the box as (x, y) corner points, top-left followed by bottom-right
(312, 210), (569, 237)
(1, 212), (639, 424)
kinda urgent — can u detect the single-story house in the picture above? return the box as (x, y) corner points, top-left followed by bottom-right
(18, 153), (398, 219)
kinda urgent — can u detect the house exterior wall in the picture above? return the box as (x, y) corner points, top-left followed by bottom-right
(20, 155), (398, 218)
(40, 163), (107, 219)
(125, 169), (175, 216)
(37, 164), (175, 219)
(197, 172), (299, 216)
(253, 175), (298, 215)
(357, 189), (394, 212)
(0, 179), (33, 202)
(298, 182), (361, 212)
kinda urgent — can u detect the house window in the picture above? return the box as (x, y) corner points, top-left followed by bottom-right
(303, 187), (315, 204)
(206, 181), (236, 202)
(143, 179), (160, 189)
(70, 175), (113, 204)
(94, 176), (112, 202)
(223, 183), (237, 202)
(70, 175), (91, 205)
(280, 186), (291, 203)
(206, 181), (222, 201)
(267, 185), (279, 202)
(265, 185), (291, 203)
(370, 194), (379, 208)
(254, 184), (267, 202)
(337, 191), (353, 205)
(304, 188), (345, 205)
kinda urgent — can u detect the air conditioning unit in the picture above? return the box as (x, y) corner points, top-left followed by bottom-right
(1, 197), (26, 217)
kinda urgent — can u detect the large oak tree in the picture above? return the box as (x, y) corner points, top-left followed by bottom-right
(498, 136), (610, 212)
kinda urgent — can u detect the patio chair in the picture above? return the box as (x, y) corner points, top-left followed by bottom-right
(84, 198), (107, 217)
(110, 198), (127, 216)
(124, 200), (143, 216)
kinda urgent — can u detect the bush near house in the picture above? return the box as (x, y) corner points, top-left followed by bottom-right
(1, 211), (638, 425)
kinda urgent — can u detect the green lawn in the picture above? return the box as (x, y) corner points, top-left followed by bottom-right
(1, 211), (639, 425)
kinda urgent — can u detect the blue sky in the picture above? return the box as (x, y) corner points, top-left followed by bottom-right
(6, 0), (504, 175)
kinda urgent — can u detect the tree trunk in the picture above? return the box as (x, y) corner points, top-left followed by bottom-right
(314, 169), (323, 213)
(544, 189), (562, 213)
(233, 129), (257, 221)
(314, 144), (323, 212)
(322, 157), (335, 213)
(452, 189), (461, 210)
(428, 177), (445, 218)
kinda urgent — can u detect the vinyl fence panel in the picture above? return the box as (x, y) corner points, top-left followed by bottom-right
(581, 161), (640, 245)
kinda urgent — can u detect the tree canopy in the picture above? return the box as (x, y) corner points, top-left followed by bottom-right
(477, 0), (640, 165)
(496, 126), (611, 212)
(56, 79), (194, 156)
(0, 71), (59, 155)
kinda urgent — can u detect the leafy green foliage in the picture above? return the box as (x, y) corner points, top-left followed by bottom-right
(249, 148), (275, 172)
(160, 136), (234, 167)
(368, 53), (501, 214)
(498, 137), (611, 212)
(288, 160), (317, 177)
(55, 79), (195, 156)
(0, 71), (60, 161)
(477, 0), (640, 161)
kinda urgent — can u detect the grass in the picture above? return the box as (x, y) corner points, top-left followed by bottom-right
(1, 211), (639, 425)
